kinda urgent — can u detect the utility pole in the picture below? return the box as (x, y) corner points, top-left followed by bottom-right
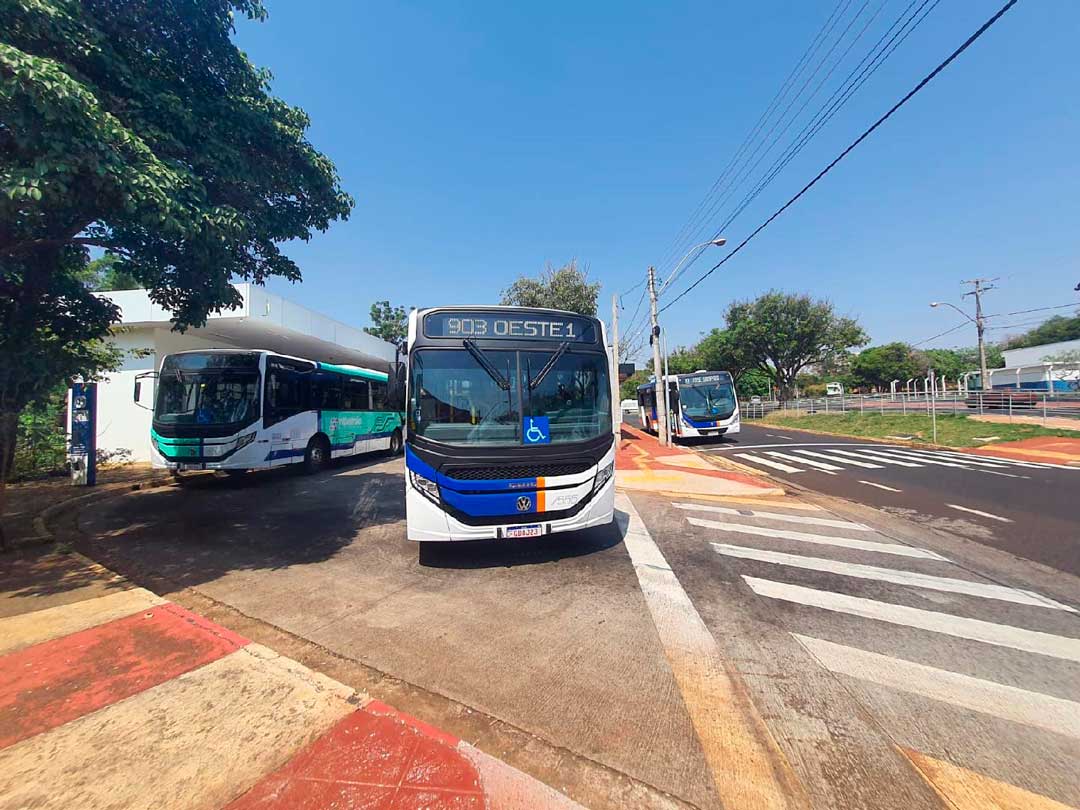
(611, 293), (621, 446)
(962, 277), (996, 391)
(648, 266), (670, 446)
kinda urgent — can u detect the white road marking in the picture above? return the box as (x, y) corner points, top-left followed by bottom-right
(789, 449), (884, 469)
(766, 451), (841, 472)
(734, 453), (803, 473)
(825, 447), (925, 468)
(860, 448), (973, 470)
(935, 450), (1077, 471)
(674, 502), (872, 531)
(859, 480), (902, 492)
(744, 577), (1080, 662)
(819, 448), (921, 468)
(616, 495), (803, 809)
(793, 635), (1080, 740)
(945, 504), (1014, 523)
(714, 544), (1073, 612)
(688, 517), (945, 560)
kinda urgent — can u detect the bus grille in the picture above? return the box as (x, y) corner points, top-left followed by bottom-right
(444, 461), (593, 481)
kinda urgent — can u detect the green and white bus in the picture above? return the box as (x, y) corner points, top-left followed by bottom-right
(140, 349), (404, 475)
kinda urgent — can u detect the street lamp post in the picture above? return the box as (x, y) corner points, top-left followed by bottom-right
(648, 237), (726, 446)
(931, 279), (995, 392)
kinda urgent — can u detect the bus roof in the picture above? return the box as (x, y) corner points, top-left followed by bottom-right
(161, 349), (388, 382)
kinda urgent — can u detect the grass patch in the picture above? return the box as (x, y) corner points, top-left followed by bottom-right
(762, 411), (1077, 448)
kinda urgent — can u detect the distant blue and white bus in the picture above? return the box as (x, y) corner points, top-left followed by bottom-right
(637, 371), (740, 439)
(396, 307), (616, 550)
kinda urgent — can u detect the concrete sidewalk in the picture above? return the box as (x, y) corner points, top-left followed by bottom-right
(0, 551), (588, 810)
(616, 424), (784, 498)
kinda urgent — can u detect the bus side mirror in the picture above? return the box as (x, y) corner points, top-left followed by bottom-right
(133, 371), (157, 411)
(388, 361), (406, 410)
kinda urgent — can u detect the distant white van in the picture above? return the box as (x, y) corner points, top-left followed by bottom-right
(620, 398), (638, 413)
(826, 382), (844, 396)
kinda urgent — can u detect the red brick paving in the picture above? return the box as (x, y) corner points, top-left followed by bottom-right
(617, 424), (769, 487)
(225, 703), (484, 810)
(0, 602), (247, 749)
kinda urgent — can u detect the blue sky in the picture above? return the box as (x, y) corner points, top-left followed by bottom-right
(235, 1), (1079, 360)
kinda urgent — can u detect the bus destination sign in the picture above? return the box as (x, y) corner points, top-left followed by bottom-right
(424, 312), (596, 343)
(681, 372), (730, 386)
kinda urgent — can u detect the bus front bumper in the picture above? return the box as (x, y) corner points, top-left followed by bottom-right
(406, 479), (616, 543)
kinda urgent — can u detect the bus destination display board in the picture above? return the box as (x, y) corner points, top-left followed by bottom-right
(424, 312), (597, 343)
(680, 372), (731, 386)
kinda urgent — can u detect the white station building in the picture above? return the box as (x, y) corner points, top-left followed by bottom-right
(96, 284), (397, 462)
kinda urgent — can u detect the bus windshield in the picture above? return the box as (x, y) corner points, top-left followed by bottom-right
(679, 379), (736, 419)
(155, 354), (261, 427)
(410, 348), (610, 446)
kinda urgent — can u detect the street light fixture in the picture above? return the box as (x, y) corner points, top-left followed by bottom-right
(929, 299), (989, 392)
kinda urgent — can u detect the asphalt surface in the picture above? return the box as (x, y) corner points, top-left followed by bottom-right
(72, 445), (1080, 809)
(702, 421), (1080, 576)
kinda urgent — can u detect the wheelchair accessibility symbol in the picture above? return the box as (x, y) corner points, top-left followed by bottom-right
(523, 416), (550, 445)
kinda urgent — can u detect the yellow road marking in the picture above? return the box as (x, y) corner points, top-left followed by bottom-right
(903, 748), (1078, 810)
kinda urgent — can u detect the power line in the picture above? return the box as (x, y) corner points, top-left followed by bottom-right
(667, 0), (891, 278)
(707, 0), (940, 251)
(985, 302), (1080, 318)
(912, 321), (969, 347)
(652, 0), (854, 274)
(660, 0), (1019, 314)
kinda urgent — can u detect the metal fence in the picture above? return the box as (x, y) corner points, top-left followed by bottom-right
(741, 391), (1080, 425)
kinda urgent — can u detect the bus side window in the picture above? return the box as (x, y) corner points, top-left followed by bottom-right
(266, 362), (307, 426)
(371, 380), (389, 411)
(344, 378), (369, 411)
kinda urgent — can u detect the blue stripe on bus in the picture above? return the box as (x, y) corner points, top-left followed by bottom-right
(439, 488), (537, 517)
(405, 445), (439, 480)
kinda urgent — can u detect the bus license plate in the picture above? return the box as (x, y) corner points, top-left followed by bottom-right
(505, 524), (543, 539)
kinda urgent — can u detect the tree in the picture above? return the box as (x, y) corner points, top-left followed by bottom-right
(501, 260), (600, 316)
(364, 300), (408, 347)
(851, 343), (920, 391)
(76, 254), (140, 291)
(736, 368), (772, 400)
(665, 346), (702, 375)
(693, 328), (756, 382)
(1, 0), (352, 528)
(725, 291), (868, 400)
(620, 370), (649, 401)
(919, 348), (969, 383)
(1003, 314), (1080, 350)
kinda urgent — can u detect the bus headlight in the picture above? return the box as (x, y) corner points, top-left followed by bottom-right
(409, 470), (440, 505)
(593, 462), (614, 493)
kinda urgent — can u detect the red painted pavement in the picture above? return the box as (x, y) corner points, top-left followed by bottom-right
(225, 701), (484, 810)
(617, 424), (769, 487)
(0, 602), (247, 749)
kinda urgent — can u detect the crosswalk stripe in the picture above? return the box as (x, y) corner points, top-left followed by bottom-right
(792, 635), (1080, 740)
(887, 448), (1012, 469)
(743, 577), (1080, 662)
(766, 451), (841, 472)
(673, 502), (872, 531)
(714, 544), (1073, 611)
(934, 450), (1074, 471)
(790, 449), (884, 469)
(833, 447), (925, 467)
(856, 448), (972, 470)
(818, 448), (921, 468)
(687, 517), (946, 560)
(859, 480), (902, 492)
(734, 453), (803, 473)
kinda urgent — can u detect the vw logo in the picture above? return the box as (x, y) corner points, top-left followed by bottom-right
(516, 496), (532, 512)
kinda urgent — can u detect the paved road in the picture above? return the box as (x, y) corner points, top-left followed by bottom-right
(74, 450), (1080, 809)
(702, 421), (1080, 575)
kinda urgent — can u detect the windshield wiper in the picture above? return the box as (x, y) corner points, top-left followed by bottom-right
(528, 341), (571, 390)
(463, 339), (510, 391)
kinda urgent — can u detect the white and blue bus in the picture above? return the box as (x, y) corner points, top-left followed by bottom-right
(637, 370), (740, 439)
(140, 349), (403, 476)
(396, 307), (616, 548)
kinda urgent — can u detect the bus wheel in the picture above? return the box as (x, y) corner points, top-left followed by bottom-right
(303, 436), (330, 474)
(388, 429), (403, 456)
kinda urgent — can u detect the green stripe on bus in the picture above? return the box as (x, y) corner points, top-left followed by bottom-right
(316, 362), (388, 382)
(150, 429), (200, 446)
